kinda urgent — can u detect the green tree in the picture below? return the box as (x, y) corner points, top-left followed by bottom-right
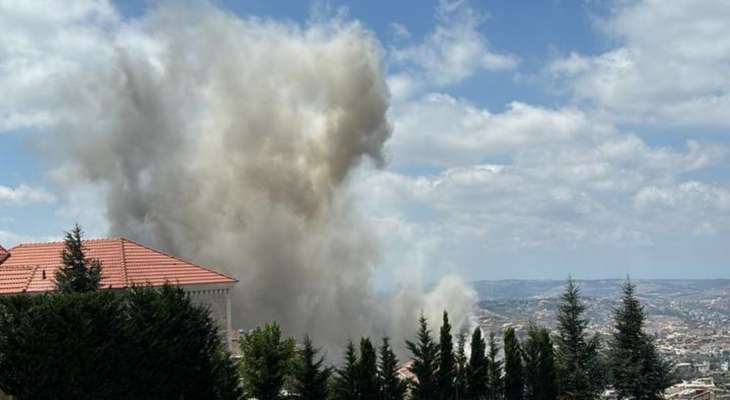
(292, 335), (331, 400)
(55, 224), (102, 293)
(407, 314), (440, 400)
(503, 327), (524, 400)
(438, 311), (457, 400)
(486, 332), (503, 400)
(466, 327), (488, 400)
(378, 337), (407, 400)
(358, 338), (380, 400)
(554, 278), (603, 400)
(239, 322), (296, 400)
(608, 280), (671, 400)
(333, 340), (360, 400)
(455, 330), (469, 400)
(523, 324), (557, 400)
(0, 285), (242, 400)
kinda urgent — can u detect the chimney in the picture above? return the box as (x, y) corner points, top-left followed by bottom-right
(0, 245), (8, 264)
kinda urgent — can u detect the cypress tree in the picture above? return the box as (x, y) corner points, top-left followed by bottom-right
(358, 338), (380, 400)
(503, 327), (523, 400)
(554, 278), (602, 400)
(486, 332), (503, 400)
(438, 311), (457, 400)
(608, 279), (671, 400)
(292, 335), (331, 400)
(455, 331), (469, 400)
(55, 224), (102, 293)
(466, 327), (488, 400)
(378, 337), (407, 400)
(333, 341), (359, 400)
(523, 324), (557, 400)
(407, 314), (440, 400)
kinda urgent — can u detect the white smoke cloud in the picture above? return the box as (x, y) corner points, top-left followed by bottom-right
(0, 0), (476, 353)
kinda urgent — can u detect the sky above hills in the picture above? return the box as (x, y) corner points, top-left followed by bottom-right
(2, 0), (730, 285)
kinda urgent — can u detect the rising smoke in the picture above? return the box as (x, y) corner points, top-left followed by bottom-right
(50, 2), (475, 353)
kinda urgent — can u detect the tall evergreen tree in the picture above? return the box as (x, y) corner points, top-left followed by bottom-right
(55, 224), (102, 293)
(523, 324), (557, 400)
(554, 278), (603, 400)
(292, 335), (331, 400)
(239, 322), (296, 400)
(438, 311), (457, 400)
(358, 338), (380, 400)
(378, 337), (407, 400)
(407, 315), (440, 400)
(455, 331), (469, 400)
(333, 341), (360, 400)
(608, 280), (671, 400)
(466, 327), (488, 400)
(503, 327), (524, 400)
(486, 332), (503, 400)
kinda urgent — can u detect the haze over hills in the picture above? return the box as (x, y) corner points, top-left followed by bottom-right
(471, 279), (730, 301)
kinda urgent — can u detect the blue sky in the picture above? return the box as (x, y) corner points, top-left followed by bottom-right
(2, 0), (730, 286)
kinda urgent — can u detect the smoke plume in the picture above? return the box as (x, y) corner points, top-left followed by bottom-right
(48, 2), (475, 353)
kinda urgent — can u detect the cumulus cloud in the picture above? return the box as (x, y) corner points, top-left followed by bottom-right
(389, 0), (517, 99)
(0, 0), (119, 131)
(356, 92), (730, 278)
(548, 0), (730, 126)
(0, 184), (56, 206)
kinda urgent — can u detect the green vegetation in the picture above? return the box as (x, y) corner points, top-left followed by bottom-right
(55, 224), (102, 293)
(0, 285), (241, 400)
(503, 327), (523, 400)
(406, 314), (440, 400)
(239, 322), (296, 400)
(608, 280), (672, 400)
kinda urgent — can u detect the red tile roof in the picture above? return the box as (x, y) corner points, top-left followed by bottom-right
(0, 238), (236, 294)
(0, 245), (8, 264)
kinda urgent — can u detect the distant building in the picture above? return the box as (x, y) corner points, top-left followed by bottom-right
(665, 378), (730, 400)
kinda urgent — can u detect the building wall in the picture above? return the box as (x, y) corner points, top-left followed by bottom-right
(185, 284), (234, 349)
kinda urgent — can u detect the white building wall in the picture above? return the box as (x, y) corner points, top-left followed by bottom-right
(184, 283), (234, 350)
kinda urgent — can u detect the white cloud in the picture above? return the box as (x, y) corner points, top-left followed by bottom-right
(0, 0), (119, 131)
(356, 91), (730, 278)
(389, 0), (517, 99)
(548, 0), (730, 126)
(0, 184), (56, 205)
(389, 22), (411, 40)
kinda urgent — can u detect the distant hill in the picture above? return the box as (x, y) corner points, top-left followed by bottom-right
(470, 279), (730, 301)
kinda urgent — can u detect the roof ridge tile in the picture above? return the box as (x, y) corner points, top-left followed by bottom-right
(21, 265), (40, 293)
(120, 238), (129, 287)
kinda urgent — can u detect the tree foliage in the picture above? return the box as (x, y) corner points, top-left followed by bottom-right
(608, 280), (672, 400)
(523, 324), (557, 400)
(438, 311), (457, 400)
(357, 338), (380, 400)
(378, 337), (407, 400)
(55, 224), (102, 293)
(486, 332), (503, 400)
(239, 322), (296, 400)
(0, 285), (241, 400)
(407, 314), (440, 400)
(554, 278), (603, 400)
(503, 327), (524, 400)
(466, 327), (488, 400)
(455, 330), (469, 400)
(333, 340), (360, 400)
(292, 335), (331, 400)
